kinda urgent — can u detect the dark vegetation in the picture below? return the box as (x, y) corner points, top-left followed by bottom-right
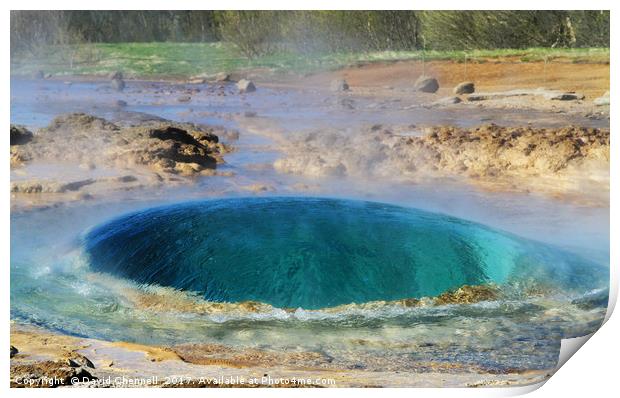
(11, 10), (610, 58)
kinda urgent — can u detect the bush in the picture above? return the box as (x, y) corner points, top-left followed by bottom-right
(418, 11), (609, 51)
(279, 11), (421, 53)
(214, 11), (282, 58)
(11, 10), (610, 59)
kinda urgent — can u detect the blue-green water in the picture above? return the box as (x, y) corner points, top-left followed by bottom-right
(84, 197), (607, 309)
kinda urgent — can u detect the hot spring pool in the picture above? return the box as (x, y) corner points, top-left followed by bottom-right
(11, 197), (609, 373)
(83, 197), (606, 309)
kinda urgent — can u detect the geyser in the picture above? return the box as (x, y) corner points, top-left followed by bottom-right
(83, 197), (607, 309)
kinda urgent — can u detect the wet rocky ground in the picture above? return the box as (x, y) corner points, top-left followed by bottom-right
(11, 113), (233, 208)
(9, 60), (610, 387)
(273, 124), (609, 205)
(10, 324), (551, 388)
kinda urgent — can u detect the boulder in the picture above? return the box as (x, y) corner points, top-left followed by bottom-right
(10, 345), (18, 358)
(237, 79), (256, 93)
(453, 81), (475, 95)
(32, 70), (44, 79)
(414, 76), (439, 93)
(330, 79), (350, 92)
(10, 125), (33, 145)
(177, 95), (192, 103)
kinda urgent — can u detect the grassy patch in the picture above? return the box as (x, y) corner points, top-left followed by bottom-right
(10, 42), (610, 78)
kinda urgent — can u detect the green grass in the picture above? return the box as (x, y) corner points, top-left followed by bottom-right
(10, 42), (610, 78)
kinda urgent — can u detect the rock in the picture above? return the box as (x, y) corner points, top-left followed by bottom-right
(434, 284), (500, 305)
(110, 110), (167, 126)
(545, 92), (585, 101)
(11, 113), (232, 180)
(453, 81), (475, 95)
(66, 352), (95, 369)
(244, 111), (257, 118)
(111, 78), (125, 92)
(109, 71), (123, 80)
(414, 76), (439, 93)
(115, 175), (138, 183)
(58, 179), (95, 192)
(237, 79), (256, 93)
(177, 95), (192, 103)
(115, 100), (128, 108)
(43, 113), (119, 133)
(124, 124), (224, 172)
(330, 79), (349, 92)
(10, 360), (95, 387)
(594, 91), (610, 106)
(148, 126), (200, 144)
(32, 70), (44, 79)
(431, 96), (462, 106)
(10, 345), (18, 358)
(214, 72), (230, 82)
(10, 125), (33, 145)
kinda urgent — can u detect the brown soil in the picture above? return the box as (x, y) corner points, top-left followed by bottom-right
(274, 59), (610, 100)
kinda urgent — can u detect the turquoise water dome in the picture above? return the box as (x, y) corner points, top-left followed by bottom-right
(83, 197), (607, 309)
